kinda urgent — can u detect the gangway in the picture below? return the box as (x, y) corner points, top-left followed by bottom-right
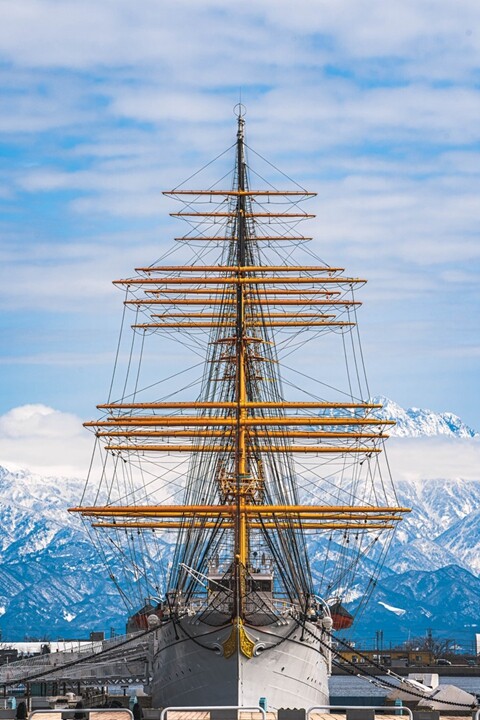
(0, 632), (150, 686)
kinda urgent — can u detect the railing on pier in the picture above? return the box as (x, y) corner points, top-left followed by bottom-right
(29, 709), (133, 720)
(307, 705), (414, 720)
(160, 706), (267, 720)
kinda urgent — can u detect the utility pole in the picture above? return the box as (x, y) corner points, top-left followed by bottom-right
(375, 630), (384, 652)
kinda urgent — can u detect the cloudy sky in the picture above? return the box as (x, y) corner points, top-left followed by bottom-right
(0, 0), (479, 475)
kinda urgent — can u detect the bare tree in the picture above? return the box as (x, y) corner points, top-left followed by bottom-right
(401, 631), (454, 659)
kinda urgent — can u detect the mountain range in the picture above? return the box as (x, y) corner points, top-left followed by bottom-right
(0, 398), (479, 648)
(372, 396), (478, 438)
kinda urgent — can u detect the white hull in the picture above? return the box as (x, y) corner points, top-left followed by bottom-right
(150, 617), (330, 710)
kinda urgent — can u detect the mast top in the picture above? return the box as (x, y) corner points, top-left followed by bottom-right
(234, 103), (246, 141)
(233, 102), (247, 119)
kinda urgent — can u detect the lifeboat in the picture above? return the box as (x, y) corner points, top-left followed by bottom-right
(329, 601), (354, 630)
(127, 603), (163, 632)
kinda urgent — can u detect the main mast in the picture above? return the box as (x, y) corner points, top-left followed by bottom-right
(234, 112), (249, 613)
(70, 111), (410, 626)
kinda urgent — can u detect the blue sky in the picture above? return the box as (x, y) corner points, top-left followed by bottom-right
(0, 0), (479, 474)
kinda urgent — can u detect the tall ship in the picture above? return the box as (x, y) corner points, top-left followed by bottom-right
(71, 108), (409, 710)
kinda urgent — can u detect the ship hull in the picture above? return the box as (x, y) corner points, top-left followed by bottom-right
(150, 617), (329, 710)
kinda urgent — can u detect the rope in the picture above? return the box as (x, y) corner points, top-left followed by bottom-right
(295, 619), (478, 710)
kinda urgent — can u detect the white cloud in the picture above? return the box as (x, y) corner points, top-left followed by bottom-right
(1, 403), (479, 486)
(0, 0), (478, 78)
(0, 404), (92, 477)
(0, 0), (479, 432)
(387, 436), (480, 483)
(0, 232), (170, 311)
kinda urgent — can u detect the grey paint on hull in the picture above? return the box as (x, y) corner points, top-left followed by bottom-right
(150, 618), (330, 710)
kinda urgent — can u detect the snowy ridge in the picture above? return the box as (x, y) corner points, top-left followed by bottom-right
(372, 396), (478, 438)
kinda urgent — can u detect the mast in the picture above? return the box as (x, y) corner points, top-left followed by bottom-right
(234, 110), (248, 614)
(70, 110), (410, 624)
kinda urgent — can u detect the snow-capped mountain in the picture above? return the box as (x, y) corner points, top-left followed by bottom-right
(372, 396), (478, 438)
(349, 564), (480, 641)
(0, 398), (478, 642)
(0, 465), (125, 637)
(392, 477), (480, 549)
(435, 509), (480, 575)
(0, 465), (173, 639)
